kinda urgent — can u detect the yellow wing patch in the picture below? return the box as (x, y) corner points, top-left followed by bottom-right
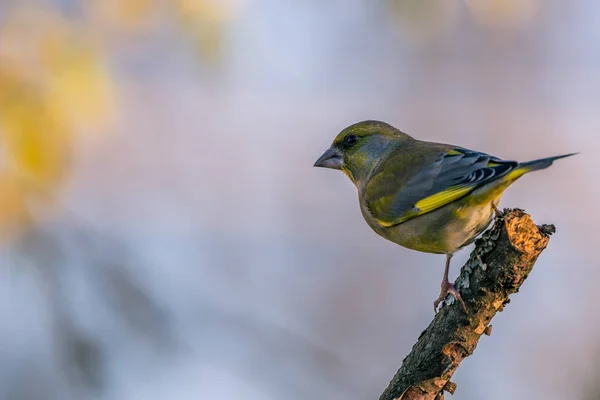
(502, 166), (529, 182)
(414, 184), (474, 215)
(376, 184), (474, 227)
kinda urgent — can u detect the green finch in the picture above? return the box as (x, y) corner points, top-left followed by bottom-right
(314, 120), (576, 311)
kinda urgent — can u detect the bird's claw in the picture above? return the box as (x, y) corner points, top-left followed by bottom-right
(492, 203), (504, 219)
(434, 282), (466, 313)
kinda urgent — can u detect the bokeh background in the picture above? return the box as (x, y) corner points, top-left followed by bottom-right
(1, 1), (598, 399)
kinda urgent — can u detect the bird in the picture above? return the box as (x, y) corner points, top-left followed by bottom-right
(314, 120), (576, 312)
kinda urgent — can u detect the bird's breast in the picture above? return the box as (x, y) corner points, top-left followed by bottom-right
(359, 195), (496, 255)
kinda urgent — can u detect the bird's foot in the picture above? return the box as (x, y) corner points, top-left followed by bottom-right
(492, 203), (503, 219)
(434, 281), (466, 312)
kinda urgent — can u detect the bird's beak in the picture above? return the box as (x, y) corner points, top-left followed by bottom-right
(314, 147), (343, 170)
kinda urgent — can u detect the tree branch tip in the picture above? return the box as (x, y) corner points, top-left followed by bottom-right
(483, 325), (492, 336)
(442, 381), (457, 395)
(538, 224), (556, 236)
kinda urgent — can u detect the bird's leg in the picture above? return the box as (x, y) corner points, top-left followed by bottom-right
(433, 254), (466, 312)
(492, 202), (503, 218)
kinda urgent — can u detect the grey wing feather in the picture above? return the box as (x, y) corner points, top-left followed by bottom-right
(390, 148), (517, 219)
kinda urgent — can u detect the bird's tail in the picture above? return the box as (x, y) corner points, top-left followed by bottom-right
(506, 152), (578, 181)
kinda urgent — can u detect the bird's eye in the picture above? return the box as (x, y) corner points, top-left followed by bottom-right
(344, 135), (358, 147)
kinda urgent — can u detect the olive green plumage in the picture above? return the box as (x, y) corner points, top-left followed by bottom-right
(314, 120), (576, 310)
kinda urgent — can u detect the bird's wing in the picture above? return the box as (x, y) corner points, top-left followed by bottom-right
(364, 147), (518, 227)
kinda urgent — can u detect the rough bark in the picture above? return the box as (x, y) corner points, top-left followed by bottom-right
(379, 209), (554, 400)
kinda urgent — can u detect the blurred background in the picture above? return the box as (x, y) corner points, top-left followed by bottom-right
(0, 0), (598, 399)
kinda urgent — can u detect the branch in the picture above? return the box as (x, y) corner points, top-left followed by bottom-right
(379, 209), (554, 400)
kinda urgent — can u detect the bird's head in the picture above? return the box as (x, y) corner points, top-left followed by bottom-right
(314, 120), (412, 185)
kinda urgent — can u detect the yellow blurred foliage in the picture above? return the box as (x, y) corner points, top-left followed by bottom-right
(174, 0), (244, 23)
(0, 5), (114, 240)
(0, 64), (70, 184)
(173, 0), (245, 61)
(41, 34), (115, 131)
(466, 0), (540, 30)
(386, 0), (461, 44)
(0, 62), (71, 238)
(87, 0), (157, 33)
(0, 0), (236, 240)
